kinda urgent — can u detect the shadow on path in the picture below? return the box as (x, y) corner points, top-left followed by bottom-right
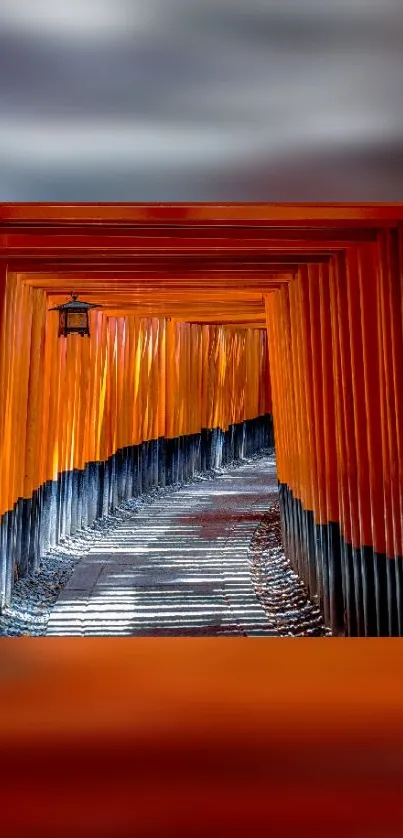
(47, 457), (280, 636)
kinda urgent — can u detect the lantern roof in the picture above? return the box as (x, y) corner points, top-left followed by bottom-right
(49, 294), (101, 312)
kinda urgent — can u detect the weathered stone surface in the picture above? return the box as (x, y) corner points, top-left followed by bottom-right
(47, 457), (279, 636)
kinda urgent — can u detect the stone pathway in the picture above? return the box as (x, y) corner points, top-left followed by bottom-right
(47, 457), (280, 636)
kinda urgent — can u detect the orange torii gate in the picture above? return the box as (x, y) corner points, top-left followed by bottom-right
(0, 203), (403, 635)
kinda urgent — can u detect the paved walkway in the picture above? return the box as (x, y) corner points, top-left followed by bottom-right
(46, 457), (279, 636)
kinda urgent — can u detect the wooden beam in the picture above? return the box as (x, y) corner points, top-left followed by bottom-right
(1, 202), (403, 225)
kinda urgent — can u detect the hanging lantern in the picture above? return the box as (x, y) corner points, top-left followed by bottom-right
(49, 294), (101, 338)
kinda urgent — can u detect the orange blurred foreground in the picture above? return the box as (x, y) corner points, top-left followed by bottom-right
(0, 639), (402, 837)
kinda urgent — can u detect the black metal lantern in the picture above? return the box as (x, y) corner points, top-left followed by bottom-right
(49, 294), (101, 338)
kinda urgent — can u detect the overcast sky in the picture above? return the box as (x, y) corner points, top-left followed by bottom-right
(0, 0), (402, 200)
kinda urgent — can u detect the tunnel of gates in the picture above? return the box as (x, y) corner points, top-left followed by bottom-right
(0, 203), (403, 636)
(0, 303), (272, 609)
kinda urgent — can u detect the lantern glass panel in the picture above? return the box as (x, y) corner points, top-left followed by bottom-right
(67, 311), (88, 330)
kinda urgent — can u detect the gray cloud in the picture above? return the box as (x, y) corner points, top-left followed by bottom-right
(0, 0), (402, 200)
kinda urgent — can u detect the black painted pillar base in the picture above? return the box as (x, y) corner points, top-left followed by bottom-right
(0, 512), (8, 611)
(158, 437), (166, 487)
(19, 498), (31, 578)
(327, 521), (344, 636)
(279, 481), (403, 637)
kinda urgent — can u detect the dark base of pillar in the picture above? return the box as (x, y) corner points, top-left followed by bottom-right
(279, 481), (403, 637)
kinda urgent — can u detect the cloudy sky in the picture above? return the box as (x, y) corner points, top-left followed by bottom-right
(0, 0), (402, 200)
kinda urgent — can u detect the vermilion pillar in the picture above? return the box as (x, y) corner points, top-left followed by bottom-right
(266, 231), (403, 636)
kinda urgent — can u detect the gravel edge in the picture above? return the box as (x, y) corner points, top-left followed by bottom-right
(249, 499), (332, 637)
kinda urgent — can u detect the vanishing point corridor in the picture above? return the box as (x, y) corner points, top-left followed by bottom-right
(2, 203), (403, 638)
